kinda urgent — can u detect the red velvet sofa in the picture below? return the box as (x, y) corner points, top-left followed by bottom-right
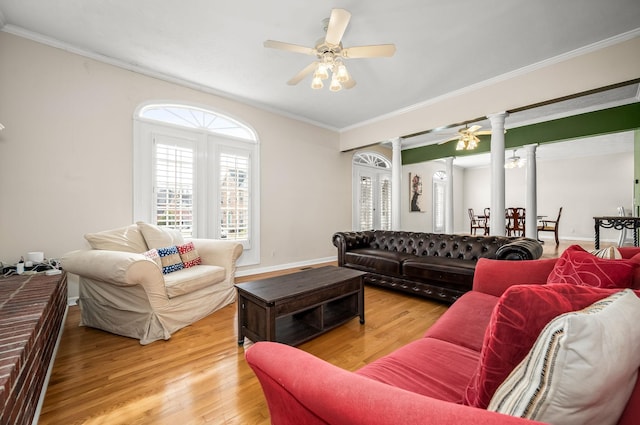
(246, 246), (640, 425)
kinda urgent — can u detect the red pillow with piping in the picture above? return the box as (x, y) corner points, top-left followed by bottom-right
(546, 244), (636, 289)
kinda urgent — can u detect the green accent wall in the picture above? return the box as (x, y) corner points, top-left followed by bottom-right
(402, 102), (640, 165)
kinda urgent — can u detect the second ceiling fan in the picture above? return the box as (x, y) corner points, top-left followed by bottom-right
(439, 125), (494, 150)
(264, 8), (396, 92)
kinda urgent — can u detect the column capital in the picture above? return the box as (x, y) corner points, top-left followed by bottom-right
(487, 112), (509, 129)
(389, 137), (402, 147)
(487, 111), (509, 120)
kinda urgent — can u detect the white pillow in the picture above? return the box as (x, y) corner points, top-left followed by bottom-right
(85, 224), (148, 253)
(488, 289), (640, 425)
(137, 221), (185, 249)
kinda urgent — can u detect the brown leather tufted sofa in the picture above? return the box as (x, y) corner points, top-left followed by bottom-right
(333, 230), (543, 303)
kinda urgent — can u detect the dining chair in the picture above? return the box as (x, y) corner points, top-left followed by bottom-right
(506, 207), (525, 237)
(537, 207), (562, 246)
(468, 208), (487, 235)
(483, 208), (491, 235)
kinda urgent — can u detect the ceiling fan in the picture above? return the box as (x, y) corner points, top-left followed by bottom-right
(439, 125), (494, 150)
(264, 8), (396, 92)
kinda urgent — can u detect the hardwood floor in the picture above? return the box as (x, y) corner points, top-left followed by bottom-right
(39, 239), (602, 424)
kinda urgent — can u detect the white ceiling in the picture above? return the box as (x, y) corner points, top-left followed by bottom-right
(1, 0), (639, 133)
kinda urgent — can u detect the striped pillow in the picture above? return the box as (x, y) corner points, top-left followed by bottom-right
(590, 246), (622, 259)
(488, 289), (640, 425)
(177, 242), (202, 268)
(157, 245), (184, 274)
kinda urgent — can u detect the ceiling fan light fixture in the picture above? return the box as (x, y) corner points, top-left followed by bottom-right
(336, 62), (349, 83)
(311, 76), (324, 90)
(329, 75), (342, 92)
(316, 63), (330, 80)
(505, 150), (525, 168)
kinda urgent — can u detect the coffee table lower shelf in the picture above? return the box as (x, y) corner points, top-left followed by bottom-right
(273, 295), (360, 346)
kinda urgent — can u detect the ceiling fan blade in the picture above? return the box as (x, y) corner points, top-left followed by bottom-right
(343, 78), (356, 89)
(287, 62), (318, 85)
(475, 130), (492, 136)
(437, 135), (459, 145)
(264, 40), (316, 56)
(342, 44), (396, 58)
(325, 8), (351, 46)
(466, 125), (483, 133)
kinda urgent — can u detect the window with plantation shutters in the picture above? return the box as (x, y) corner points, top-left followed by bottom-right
(352, 152), (392, 231)
(219, 152), (250, 241)
(380, 177), (392, 230)
(154, 141), (195, 236)
(359, 176), (373, 230)
(134, 103), (260, 266)
(433, 171), (447, 232)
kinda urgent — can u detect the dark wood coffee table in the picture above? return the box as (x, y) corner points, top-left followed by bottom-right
(235, 266), (366, 346)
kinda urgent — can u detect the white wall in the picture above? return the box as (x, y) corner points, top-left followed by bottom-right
(463, 145), (634, 243)
(0, 33), (352, 297)
(401, 160), (464, 232)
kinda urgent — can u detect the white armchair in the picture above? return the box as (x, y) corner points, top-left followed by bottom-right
(62, 223), (243, 345)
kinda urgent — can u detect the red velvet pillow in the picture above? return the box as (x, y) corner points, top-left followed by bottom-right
(546, 244), (637, 288)
(462, 283), (630, 409)
(630, 252), (640, 290)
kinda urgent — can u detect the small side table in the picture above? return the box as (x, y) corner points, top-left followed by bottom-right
(593, 216), (640, 249)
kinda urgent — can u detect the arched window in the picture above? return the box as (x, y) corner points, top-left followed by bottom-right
(134, 103), (260, 266)
(432, 171), (447, 232)
(352, 152), (392, 231)
(139, 104), (255, 140)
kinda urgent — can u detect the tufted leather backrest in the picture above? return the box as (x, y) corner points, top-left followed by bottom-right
(367, 231), (514, 261)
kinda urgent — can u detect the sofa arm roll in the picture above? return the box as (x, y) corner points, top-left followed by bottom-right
(190, 239), (243, 269)
(496, 238), (543, 260)
(246, 342), (547, 425)
(62, 249), (161, 287)
(332, 231), (372, 266)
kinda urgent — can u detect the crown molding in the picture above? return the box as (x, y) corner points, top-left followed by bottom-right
(341, 28), (640, 134)
(0, 24), (340, 133)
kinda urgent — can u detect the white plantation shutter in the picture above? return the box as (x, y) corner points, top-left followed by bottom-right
(380, 177), (391, 230)
(433, 171), (446, 232)
(359, 175), (373, 230)
(219, 152), (250, 242)
(154, 141), (195, 237)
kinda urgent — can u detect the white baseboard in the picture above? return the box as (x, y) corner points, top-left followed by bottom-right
(236, 256), (337, 277)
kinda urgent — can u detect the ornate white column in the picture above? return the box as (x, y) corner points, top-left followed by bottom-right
(445, 157), (454, 233)
(488, 112), (508, 236)
(524, 144), (538, 239)
(391, 137), (402, 230)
